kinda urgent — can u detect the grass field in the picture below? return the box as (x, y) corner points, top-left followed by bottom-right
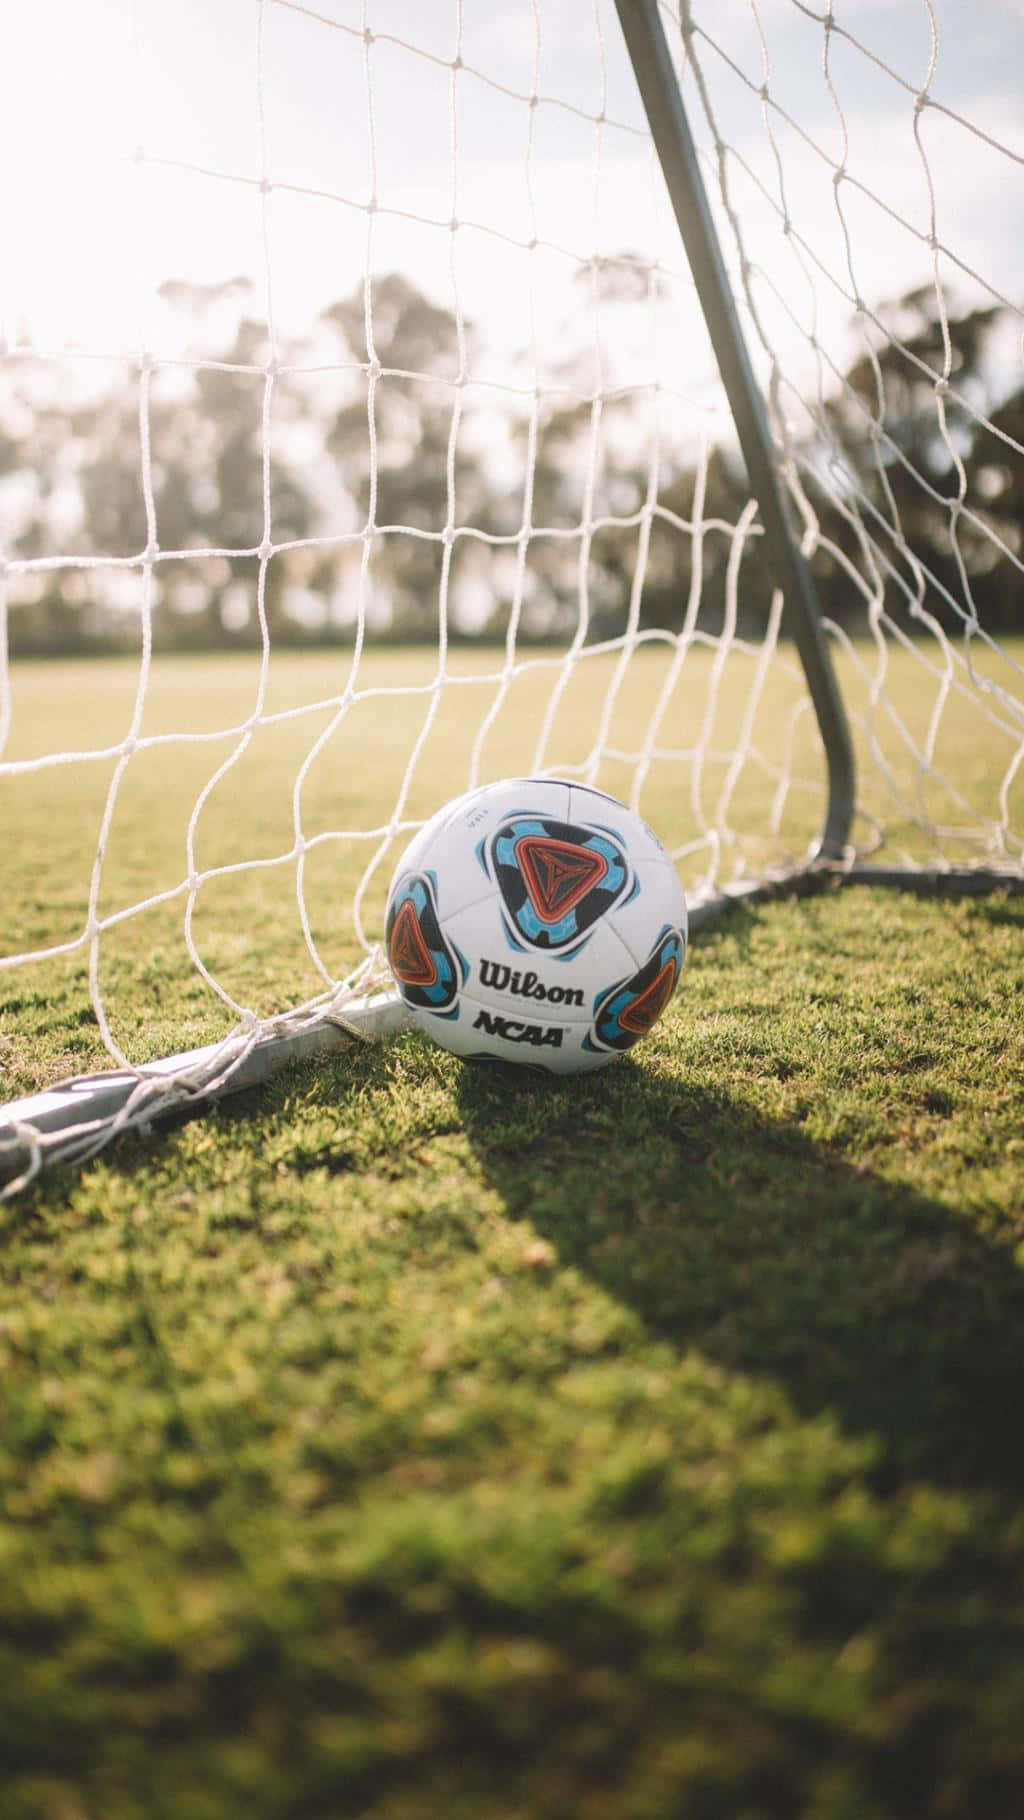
(3, 641), (1020, 1084)
(2, 647), (1024, 1819)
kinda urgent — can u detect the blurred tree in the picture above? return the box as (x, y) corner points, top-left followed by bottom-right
(4, 286), (321, 652)
(960, 383), (1024, 629)
(2, 271), (1019, 654)
(809, 288), (1018, 632)
(321, 274), (490, 638)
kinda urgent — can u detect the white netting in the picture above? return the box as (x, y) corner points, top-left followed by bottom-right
(1, 0), (1022, 1184)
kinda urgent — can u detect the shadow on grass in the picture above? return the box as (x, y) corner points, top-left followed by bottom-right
(7, 891), (1021, 1509)
(456, 1057), (1024, 1500)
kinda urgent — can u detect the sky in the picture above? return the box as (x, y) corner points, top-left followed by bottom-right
(1, 0), (1022, 422)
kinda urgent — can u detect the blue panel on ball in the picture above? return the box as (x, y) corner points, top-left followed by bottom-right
(487, 811), (633, 954)
(584, 926), (685, 1054)
(385, 872), (462, 1014)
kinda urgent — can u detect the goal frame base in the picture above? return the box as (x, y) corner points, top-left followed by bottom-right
(3, 864), (1020, 1196)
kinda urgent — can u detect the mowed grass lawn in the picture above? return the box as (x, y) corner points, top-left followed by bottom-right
(1, 645), (1024, 1820)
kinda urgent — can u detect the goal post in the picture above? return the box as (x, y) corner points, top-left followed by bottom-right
(2, 0), (1022, 1193)
(614, 0), (856, 863)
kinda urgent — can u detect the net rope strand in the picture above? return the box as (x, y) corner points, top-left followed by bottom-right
(1, 0), (1022, 1190)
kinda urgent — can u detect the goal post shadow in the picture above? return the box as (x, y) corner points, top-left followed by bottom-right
(453, 1055), (1024, 1502)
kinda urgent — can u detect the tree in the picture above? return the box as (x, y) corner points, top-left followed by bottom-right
(810, 288), (1015, 632)
(959, 383), (1024, 631)
(321, 274), (490, 639)
(4, 281), (323, 653)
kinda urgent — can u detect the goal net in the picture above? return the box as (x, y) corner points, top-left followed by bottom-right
(2, 0), (1022, 1187)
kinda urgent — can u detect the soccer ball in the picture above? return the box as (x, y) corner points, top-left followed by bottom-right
(384, 777), (687, 1074)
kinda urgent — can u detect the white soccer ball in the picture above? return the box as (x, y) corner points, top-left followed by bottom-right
(384, 777), (687, 1074)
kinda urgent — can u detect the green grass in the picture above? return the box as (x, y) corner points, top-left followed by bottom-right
(2, 648), (1024, 1819)
(2, 641), (1021, 1082)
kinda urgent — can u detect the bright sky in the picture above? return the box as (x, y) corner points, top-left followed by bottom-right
(1, 0), (1022, 413)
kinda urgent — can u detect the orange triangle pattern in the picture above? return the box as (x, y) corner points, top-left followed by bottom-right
(389, 898), (437, 987)
(515, 836), (608, 922)
(619, 957), (678, 1035)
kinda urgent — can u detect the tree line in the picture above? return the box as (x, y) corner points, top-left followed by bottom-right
(2, 271), (1020, 656)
